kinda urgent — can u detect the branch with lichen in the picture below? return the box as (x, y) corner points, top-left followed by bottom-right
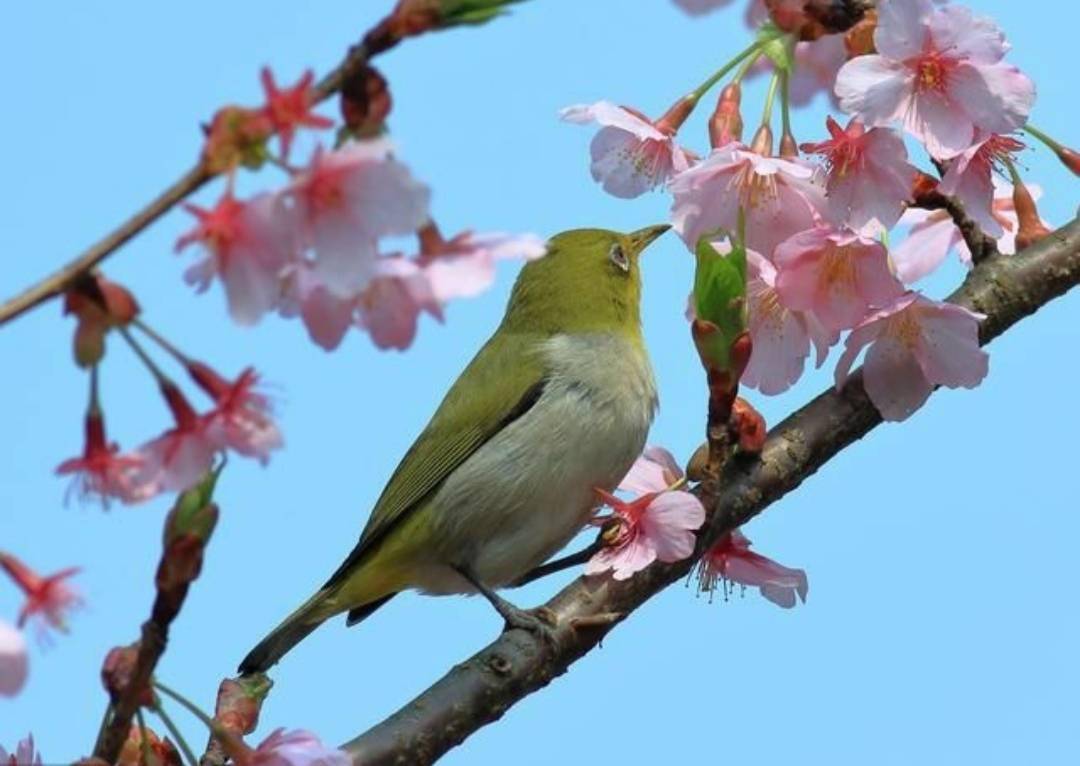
(338, 216), (1080, 766)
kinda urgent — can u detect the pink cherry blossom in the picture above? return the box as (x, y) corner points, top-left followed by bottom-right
(743, 249), (835, 395)
(561, 101), (693, 199)
(356, 256), (443, 351)
(835, 0), (1036, 159)
(288, 139), (430, 297)
(0, 735), (42, 766)
(774, 226), (904, 334)
(892, 179), (1048, 282)
(618, 445), (683, 496)
(55, 410), (150, 507)
(280, 263), (358, 351)
(188, 364), (283, 464)
(938, 133), (1025, 239)
(697, 528), (808, 608)
(419, 231), (546, 304)
(801, 117), (919, 232)
(670, 143), (824, 257)
(238, 728), (350, 766)
(259, 68), (334, 161)
(587, 447), (704, 580)
(176, 190), (298, 326)
(132, 384), (217, 494)
(0, 554), (82, 639)
(835, 292), (988, 421)
(0, 620), (28, 697)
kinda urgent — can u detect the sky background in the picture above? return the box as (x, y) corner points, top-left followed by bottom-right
(2, 1), (1078, 763)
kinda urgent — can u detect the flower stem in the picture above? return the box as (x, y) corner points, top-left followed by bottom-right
(118, 326), (170, 385)
(688, 38), (770, 104)
(780, 70), (792, 139)
(136, 708), (154, 766)
(88, 364), (101, 416)
(133, 319), (191, 366)
(761, 71), (781, 129)
(153, 699), (200, 766)
(1023, 122), (1062, 152)
(152, 680), (219, 734)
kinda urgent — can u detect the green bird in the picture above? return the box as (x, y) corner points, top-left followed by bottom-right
(239, 224), (668, 674)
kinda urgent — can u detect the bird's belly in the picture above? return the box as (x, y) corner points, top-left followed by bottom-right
(411, 334), (656, 595)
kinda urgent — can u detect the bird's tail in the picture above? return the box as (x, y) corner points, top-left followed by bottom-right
(238, 591), (332, 675)
(238, 587), (397, 675)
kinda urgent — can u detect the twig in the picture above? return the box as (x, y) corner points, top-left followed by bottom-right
(912, 187), (999, 265)
(93, 477), (220, 763)
(0, 8), (406, 329)
(340, 217), (1080, 765)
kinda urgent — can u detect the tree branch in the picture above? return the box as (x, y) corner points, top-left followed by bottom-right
(0, 12), (406, 329)
(93, 477), (220, 764)
(912, 187), (1000, 266)
(340, 217), (1080, 766)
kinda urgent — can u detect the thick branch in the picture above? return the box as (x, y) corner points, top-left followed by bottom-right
(341, 218), (1080, 766)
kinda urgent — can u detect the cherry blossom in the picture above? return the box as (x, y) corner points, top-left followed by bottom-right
(231, 728), (350, 766)
(0, 620), (28, 697)
(586, 446), (705, 580)
(743, 249), (834, 395)
(0, 554), (82, 638)
(774, 226), (904, 334)
(356, 256), (443, 351)
(835, 292), (988, 421)
(670, 143), (824, 257)
(892, 180), (1049, 282)
(697, 529), (808, 608)
(801, 117), (919, 232)
(259, 68), (334, 161)
(55, 410), (149, 507)
(419, 230), (547, 304)
(0, 735), (42, 766)
(280, 263), (358, 351)
(176, 190), (298, 326)
(132, 384), (218, 494)
(561, 101), (693, 199)
(835, 0), (1036, 159)
(188, 364), (283, 464)
(938, 133), (1025, 238)
(287, 139), (430, 297)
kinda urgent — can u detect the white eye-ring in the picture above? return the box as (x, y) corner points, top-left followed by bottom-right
(609, 243), (630, 272)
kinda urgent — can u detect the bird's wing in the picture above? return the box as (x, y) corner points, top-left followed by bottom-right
(322, 331), (546, 589)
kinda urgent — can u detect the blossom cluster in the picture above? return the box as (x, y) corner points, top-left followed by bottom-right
(565, 0), (1070, 422)
(587, 445), (806, 605)
(182, 69), (544, 351)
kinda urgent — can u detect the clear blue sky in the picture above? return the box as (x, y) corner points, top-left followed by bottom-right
(2, 1), (1078, 763)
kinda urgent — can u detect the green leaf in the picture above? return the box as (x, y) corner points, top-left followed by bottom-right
(440, 0), (528, 27)
(692, 216), (748, 371)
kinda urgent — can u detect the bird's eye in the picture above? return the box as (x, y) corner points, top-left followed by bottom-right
(608, 243), (630, 272)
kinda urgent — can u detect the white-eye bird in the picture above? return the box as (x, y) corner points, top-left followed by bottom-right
(239, 224), (668, 674)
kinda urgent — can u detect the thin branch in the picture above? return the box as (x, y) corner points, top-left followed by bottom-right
(0, 10), (405, 329)
(93, 480), (220, 763)
(341, 217), (1080, 766)
(912, 187), (1000, 266)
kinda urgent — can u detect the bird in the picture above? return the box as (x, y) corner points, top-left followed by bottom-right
(239, 224), (669, 674)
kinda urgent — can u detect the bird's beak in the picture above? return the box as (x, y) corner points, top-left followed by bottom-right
(628, 224), (671, 252)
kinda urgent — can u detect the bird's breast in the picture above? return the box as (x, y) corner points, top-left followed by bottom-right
(419, 332), (657, 592)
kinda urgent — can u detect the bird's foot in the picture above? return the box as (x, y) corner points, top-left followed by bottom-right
(499, 603), (559, 642)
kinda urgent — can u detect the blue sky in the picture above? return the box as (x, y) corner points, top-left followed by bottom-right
(1, 1), (1078, 763)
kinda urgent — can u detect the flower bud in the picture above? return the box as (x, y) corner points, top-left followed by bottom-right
(708, 84), (743, 149)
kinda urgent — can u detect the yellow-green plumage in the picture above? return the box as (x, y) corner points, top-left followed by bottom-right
(239, 225), (667, 674)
